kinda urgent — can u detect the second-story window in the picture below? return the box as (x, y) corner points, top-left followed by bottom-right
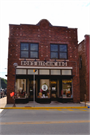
(30, 43), (38, 58)
(20, 43), (39, 58)
(21, 43), (29, 58)
(50, 44), (67, 59)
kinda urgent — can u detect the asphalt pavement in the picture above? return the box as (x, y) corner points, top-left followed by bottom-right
(0, 108), (90, 135)
(0, 97), (90, 135)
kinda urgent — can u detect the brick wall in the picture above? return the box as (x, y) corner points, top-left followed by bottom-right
(78, 35), (90, 101)
(7, 19), (80, 103)
(85, 35), (90, 101)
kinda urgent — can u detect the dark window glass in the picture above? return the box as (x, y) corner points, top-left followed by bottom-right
(21, 43), (38, 58)
(60, 45), (67, 52)
(30, 43), (38, 58)
(51, 45), (58, 51)
(60, 53), (67, 59)
(30, 43), (38, 51)
(30, 52), (38, 58)
(50, 44), (67, 59)
(21, 43), (29, 50)
(21, 51), (28, 58)
(21, 43), (29, 58)
(51, 52), (58, 59)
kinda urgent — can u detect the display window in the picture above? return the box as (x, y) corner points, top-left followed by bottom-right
(37, 79), (50, 98)
(16, 79), (28, 98)
(62, 80), (72, 98)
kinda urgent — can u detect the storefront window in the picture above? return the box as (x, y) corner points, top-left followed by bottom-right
(61, 80), (72, 98)
(37, 79), (50, 98)
(62, 70), (72, 75)
(28, 69), (38, 75)
(39, 70), (49, 75)
(16, 69), (26, 74)
(16, 79), (28, 98)
(51, 70), (60, 75)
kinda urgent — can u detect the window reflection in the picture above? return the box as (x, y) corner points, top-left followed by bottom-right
(60, 45), (67, 52)
(51, 52), (58, 58)
(30, 52), (38, 58)
(20, 43), (39, 58)
(51, 45), (58, 51)
(16, 79), (28, 99)
(30, 44), (38, 51)
(60, 53), (67, 59)
(21, 51), (28, 58)
(21, 43), (29, 50)
(50, 44), (67, 59)
(61, 80), (72, 98)
(37, 79), (50, 98)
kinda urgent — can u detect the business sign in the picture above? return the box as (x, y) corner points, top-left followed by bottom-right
(42, 84), (48, 91)
(21, 61), (67, 67)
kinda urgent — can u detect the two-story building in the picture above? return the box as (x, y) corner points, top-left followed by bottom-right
(7, 19), (80, 104)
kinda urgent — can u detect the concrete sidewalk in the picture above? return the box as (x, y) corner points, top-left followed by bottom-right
(0, 97), (90, 109)
(0, 96), (7, 108)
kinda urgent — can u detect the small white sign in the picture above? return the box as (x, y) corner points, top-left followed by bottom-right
(52, 87), (56, 91)
(42, 84), (48, 91)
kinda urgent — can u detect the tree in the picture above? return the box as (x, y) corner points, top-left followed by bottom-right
(1, 78), (7, 89)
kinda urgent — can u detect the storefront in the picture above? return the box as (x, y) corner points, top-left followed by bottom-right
(15, 64), (74, 103)
(7, 19), (80, 104)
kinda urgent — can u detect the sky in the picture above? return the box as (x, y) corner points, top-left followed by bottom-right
(0, 0), (90, 79)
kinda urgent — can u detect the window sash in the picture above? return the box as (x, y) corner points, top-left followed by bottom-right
(21, 43), (29, 50)
(21, 43), (38, 58)
(21, 51), (29, 58)
(51, 44), (67, 59)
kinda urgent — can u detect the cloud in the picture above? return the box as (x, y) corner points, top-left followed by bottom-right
(86, 2), (90, 7)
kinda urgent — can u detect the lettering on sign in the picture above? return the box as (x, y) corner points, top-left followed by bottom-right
(21, 61), (67, 67)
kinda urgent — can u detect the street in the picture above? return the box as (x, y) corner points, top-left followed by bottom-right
(0, 108), (90, 135)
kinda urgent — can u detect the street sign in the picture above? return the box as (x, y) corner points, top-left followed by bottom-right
(33, 69), (37, 72)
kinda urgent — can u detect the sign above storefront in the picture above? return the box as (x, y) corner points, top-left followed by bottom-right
(21, 61), (67, 67)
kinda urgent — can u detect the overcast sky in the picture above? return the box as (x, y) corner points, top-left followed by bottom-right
(0, 0), (90, 79)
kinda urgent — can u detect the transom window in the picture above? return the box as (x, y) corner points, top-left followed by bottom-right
(20, 43), (39, 58)
(50, 44), (67, 59)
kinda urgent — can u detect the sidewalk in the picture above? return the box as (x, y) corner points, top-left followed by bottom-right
(0, 96), (7, 108)
(0, 97), (90, 109)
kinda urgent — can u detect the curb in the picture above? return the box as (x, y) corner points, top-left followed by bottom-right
(0, 106), (88, 110)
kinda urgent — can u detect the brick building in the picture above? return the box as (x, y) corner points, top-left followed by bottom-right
(78, 35), (90, 101)
(7, 19), (80, 104)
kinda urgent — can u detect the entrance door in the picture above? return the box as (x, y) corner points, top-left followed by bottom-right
(50, 80), (57, 100)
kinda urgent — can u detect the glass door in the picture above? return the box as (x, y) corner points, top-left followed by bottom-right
(38, 79), (50, 98)
(50, 80), (57, 100)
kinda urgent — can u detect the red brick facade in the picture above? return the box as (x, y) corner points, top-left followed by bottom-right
(78, 35), (90, 101)
(7, 19), (80, 103)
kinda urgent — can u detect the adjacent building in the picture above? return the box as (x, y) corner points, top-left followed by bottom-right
(78, 35), (90, 101)
(7, 19), (80, 104)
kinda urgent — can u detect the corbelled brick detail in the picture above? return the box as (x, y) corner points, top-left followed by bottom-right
(7, 19), (80, 103)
